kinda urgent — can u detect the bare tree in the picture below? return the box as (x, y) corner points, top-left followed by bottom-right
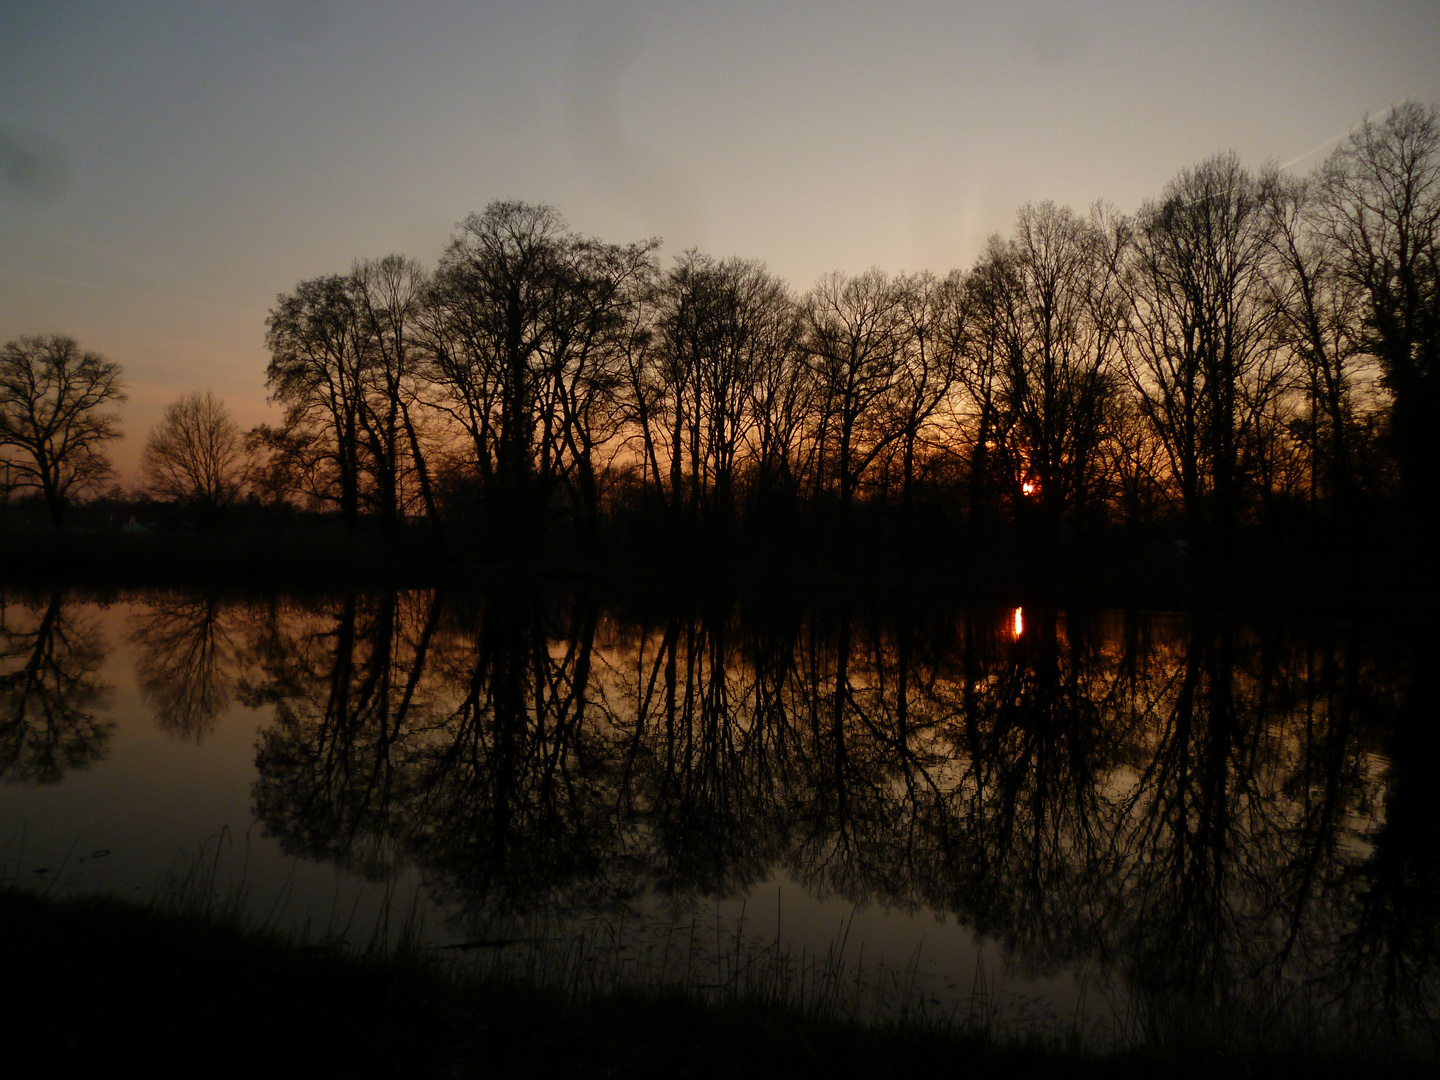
(962, 203), (1128, 551)
(888, 271), (963, 548)
(349, 255), (441, 536)
(542, 236), (659, 551)
(422, 202), (570, 554)
(264, 274), (367, 526)
(0, 333), (125, 527)
(803, 269), (907, 559)
(141, 390), (246, 521)
(1262, 172), (1378, 527)
(640, 252), (797, 546)
(1315, 101), (1440, 525)
(1123, 155), (1286, 561)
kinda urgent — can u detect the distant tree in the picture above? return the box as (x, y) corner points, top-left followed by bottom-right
(141, 390), (246, 521)
(0, 333), (125, 527)
(641, 251), (796, 546)
(349, 255), (442, 537)
(885, 270), (963, 549)
(1262, 172), (1377, 528)
(422, 201), (657, 553)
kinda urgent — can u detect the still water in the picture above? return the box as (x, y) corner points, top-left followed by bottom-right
(2, 585), (1436, 1048)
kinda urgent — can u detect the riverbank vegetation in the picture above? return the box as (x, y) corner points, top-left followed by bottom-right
(2, 884), (1419, 1078)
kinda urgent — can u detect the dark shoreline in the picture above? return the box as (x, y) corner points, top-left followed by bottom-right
(0, 523), (1427, 618)
(3, 885), (1419, 1078)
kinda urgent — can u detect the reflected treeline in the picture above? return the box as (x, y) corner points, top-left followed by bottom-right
(93, 588), (1440, 1038)
(130, 593), (244, 740)
(0, 590), (111, 783)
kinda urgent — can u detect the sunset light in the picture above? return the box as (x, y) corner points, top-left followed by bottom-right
(1, 3), (1436, 1072)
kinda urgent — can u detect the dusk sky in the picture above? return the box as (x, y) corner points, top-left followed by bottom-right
(2, 0), (1437, 481)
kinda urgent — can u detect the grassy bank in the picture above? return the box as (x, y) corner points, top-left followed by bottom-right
(2, 885), (1424, 1078)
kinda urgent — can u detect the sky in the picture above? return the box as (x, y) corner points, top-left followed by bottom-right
(2, 0), (1438, 483)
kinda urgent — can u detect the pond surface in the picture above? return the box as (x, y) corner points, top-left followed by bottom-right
(2, 585), (1436, 1048)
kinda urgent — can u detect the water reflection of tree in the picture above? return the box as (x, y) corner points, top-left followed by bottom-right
(1321, 622), (1440, 1039)
(0, 590), (111, 783)
(238, 589), (1433, 1037)
(244, 591), (444, 879)
(131, 593), (245, 740)
(1098, 620), (1415, 1041)
(928, 610), (1137, 975)
(408, 592), (630, 916)
(622, 597), (801, 899)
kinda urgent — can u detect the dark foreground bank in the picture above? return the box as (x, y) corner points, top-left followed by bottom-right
(2, 888), (1426, 1079)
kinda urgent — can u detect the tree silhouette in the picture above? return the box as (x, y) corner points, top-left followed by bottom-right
(1124, 155), (1287, 565)
(0, 334), (125, 528)
(131, 593), (245, 740)
(0, 591), (111, 783)
(141, 391), (247, 523)
(1317, 101), (1440, 537)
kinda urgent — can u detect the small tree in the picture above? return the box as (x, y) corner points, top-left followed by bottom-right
(0, 333), (125, 527)
(141, 390), (246, 521)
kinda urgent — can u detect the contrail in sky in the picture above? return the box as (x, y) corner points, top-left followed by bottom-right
(1280, 104), (1396, 171)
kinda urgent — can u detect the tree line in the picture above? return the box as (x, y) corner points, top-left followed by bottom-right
(3, 102), (1437, 571)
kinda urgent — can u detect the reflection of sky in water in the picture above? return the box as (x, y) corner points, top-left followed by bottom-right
(0, 590), (1430, 1047)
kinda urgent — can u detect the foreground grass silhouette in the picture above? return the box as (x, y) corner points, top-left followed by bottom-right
(5, 887), (1423, 1079)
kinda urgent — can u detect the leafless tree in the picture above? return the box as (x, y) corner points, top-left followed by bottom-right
(264, 274), (368, 525)
(1123, 155), (1287, 559)
(803, 269), (907, 558)
(639, 252), (798, 545)
(1315, 101), (1440, 523)
(349, 255), (442, 535)
(1262, 172), (1374, 522)
(887, 271), (963, 546)
(422, 202), (571, 552)
(141, 390), (246, 521)
(421, 202), (658, 552)
(0, 333), (125, 528)
(521, 234), (658, 551)
(962, 202), (1129, 549)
